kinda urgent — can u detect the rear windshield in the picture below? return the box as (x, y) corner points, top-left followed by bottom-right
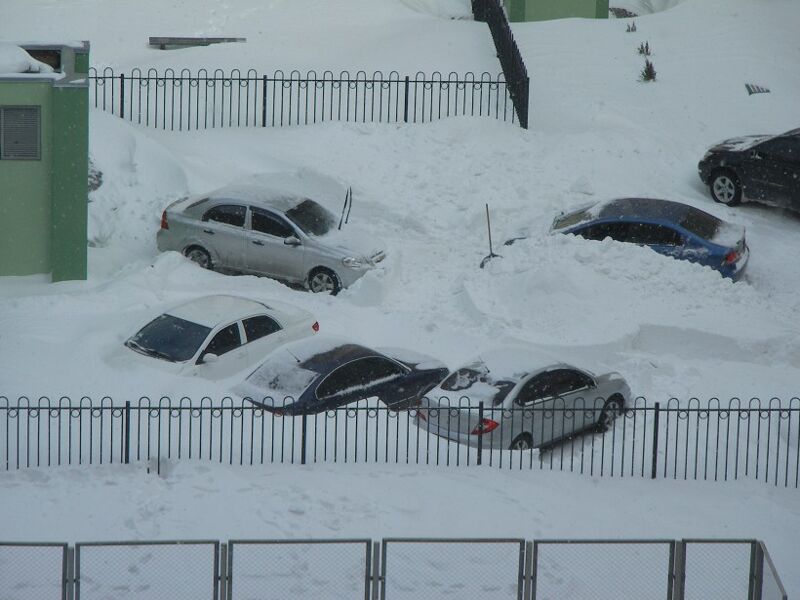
(285, 199), (337, 236)
(439, 363), (516, 406)
(127, 315), (211, 362)
(679, 209), (721, 240)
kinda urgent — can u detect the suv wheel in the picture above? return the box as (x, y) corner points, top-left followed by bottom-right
(710, 170), (742, 206)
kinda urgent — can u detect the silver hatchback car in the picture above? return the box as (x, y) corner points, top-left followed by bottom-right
(417, 348), (631, 450)
(157, 170), (386, 294)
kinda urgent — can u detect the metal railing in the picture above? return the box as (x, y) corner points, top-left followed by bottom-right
(2, 397), (799, 487)
(88, 68), (516, 130)
(0, 538), (787, 600)
(472, 0), (530, 128)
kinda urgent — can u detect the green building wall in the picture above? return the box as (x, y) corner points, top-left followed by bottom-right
(0, 42), (89, 282)
(505, 0), (609, 21)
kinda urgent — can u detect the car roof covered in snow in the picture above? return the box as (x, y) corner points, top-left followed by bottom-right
(206, 168), (348, 214)
(597, 198), (718, 225)
(165, 295), (271, 328)
(456, 347), (568, 384)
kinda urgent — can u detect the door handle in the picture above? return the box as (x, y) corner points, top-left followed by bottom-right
(251, 240), (264, 246)
(202, 229), (215, 235)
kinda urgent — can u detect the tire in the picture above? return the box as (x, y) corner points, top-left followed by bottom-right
(509, 433), (533, 451)
(710, 169), (742, 206)
(596, 396), (624, 432)
(308, 267), (342, 295)
(185, 246), (212, 270)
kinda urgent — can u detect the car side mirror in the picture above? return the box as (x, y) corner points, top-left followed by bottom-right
(284, 236), (301, 246)
(201, 353), (219, 364)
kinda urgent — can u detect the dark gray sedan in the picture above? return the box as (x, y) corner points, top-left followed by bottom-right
(157, 170), (386, 294)
(416, 348), (631, 450)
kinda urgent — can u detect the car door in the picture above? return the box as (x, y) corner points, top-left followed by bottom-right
(544, 368), (598, 436)
(575, 222), (630, 243)
(195, 322), (247, 379)
(241, 314), (284, 368)
(313, 357), (406, 410)
(746, 138), (797, 207)
(514, 371), (566, 446)
(199, 204), (247, 269)
(625, 222), (685, 260)
(245, 207), (306, 280)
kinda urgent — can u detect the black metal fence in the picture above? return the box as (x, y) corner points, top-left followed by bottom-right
(0, 538), (788, 600)
(2, 397), (799, 488)
(88, 67), (516, 130)
(472, 0), (530, 128)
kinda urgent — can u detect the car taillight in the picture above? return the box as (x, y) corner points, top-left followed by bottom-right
(724, 250), (739, 265)
(471, 418), (499, 435)
(160, 210), (169, 230)
(312, 321), (319, 332)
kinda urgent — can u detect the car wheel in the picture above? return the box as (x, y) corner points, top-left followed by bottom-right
(308, 268), (342, 295)
(509, 433), (533, 451)
(596, 396), (624, 432)
(710, 170), (742, 206)
(185, 246), (212, 270)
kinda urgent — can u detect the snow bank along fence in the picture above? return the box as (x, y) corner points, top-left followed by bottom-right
(88, 67), (517, 130)
(0, 538), (787, 600)
(2, 397), (799, 488)
(472, 0), (530, 128)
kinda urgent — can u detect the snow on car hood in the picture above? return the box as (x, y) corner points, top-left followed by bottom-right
(710, 135), (771, 152)
(315, 225), (386, 261)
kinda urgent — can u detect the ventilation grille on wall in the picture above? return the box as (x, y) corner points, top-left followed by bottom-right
(0, 106), (41, 160)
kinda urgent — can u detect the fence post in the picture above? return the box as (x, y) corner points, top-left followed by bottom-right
(119, 73), (125, 120)
(261, 75), (268, 127)
(403, 76), (410, 123)
(523, 540), (533, 600)
(65, 545), (75, 600)
(219, 542), (228, 600)
(477, 401), (484, 466)
(651, 402), (660, 479)
(672, 540), (686, 600)
(749, 541), (764, 600)
(124, 401), (131, 465)
(301, 414), (308, 465)
(371, 541), (381, 600)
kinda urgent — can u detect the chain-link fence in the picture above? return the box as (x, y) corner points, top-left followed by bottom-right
(75, 540), (219, 600)
(226, 539), (371, 600)
(380, 538), (525, 600)
(532, 540), (675, 600)
(680, 540), (755, 600)
(761, 543), (789, 600)
(0, 542), (67, 600)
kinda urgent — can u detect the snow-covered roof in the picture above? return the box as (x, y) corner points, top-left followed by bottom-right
(165, 295), (269, 328)
(0, 43), (54, 76)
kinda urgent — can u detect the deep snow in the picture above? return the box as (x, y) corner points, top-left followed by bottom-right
(1, 0), (799, 595)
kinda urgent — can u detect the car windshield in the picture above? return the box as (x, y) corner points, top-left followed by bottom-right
(440, 367), (486, 391)
(679, 209), (721, 241)
(285, 199), (337, 236)
(553, 206), (594, 229)
(126, 315), (211, 362)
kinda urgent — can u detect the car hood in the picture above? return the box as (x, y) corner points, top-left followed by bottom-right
(314, 226), (386, 262)
(709, 135), (771, 153)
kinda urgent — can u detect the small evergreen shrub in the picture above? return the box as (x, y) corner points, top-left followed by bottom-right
(637, 41), (651, 56)
(626, 20), (637, 33)
(640, 59), (657, 82)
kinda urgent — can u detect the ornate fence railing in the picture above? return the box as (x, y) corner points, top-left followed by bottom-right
(2, 397), (799, 487)
(87, 68), (516, 130)
(472, 0), (530, 128)
(0, 538), (788, 600)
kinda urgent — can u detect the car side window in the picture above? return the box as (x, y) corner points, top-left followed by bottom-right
(549, 369), (595, 395)
(515, 372), (559, 405)
(578, 222), (630, 242)
(316, 357), (406, 399)
(251, 208), (295, 238)
(764, 138), (799, 163)
(201, 324), (242, 359)
(202, 204), (246, 227)
(243, 315), (282, 342)
(626, 223), (683, 246)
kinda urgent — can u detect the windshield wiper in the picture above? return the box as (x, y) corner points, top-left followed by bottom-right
(126, 339), (176, 362)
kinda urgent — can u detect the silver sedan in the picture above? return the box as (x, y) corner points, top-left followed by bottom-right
(157, 170), (386, 294)
(416, 348), (631, 450)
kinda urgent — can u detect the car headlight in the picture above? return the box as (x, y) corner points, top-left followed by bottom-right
(342, 257), (364, 269)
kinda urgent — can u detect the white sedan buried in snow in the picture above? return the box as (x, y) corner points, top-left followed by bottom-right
(157, 169), (386, 295)
(123, 295), (318, 380)
(416, 348), (631, 450)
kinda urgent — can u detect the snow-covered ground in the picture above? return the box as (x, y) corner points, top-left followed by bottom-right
(1, 0), (799, 595)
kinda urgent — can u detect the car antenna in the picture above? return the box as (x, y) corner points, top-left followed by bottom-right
(285, 348), (301, 364)
(480, 203), (502, 269)
(345, 187), (352, 225)
(338, 187), (352, 230)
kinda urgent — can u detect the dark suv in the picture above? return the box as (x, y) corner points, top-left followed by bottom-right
(698, 128), (800, 210)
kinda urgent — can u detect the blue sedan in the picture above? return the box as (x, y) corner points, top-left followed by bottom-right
(549, 198), (749, 280)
